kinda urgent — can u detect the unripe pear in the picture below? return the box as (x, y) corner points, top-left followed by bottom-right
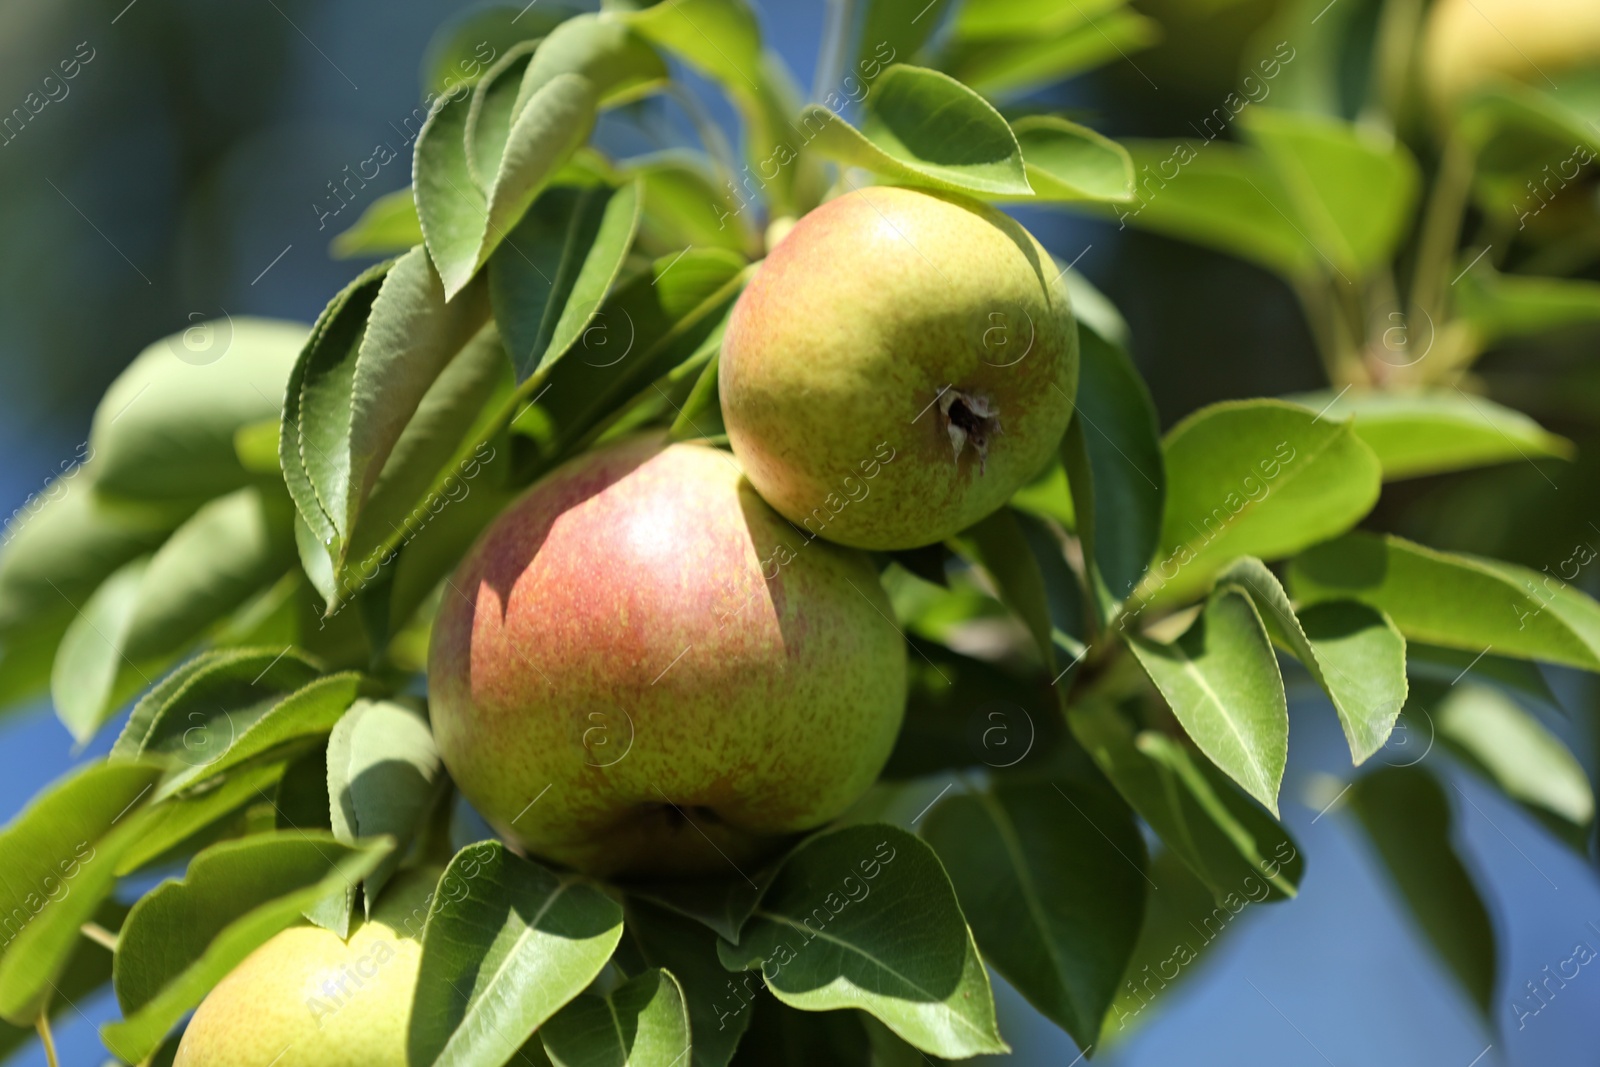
(719, 185), (1078, 550)
(428, 436), (906, 877)
(173, 869), (437, 1066)
(1422, 0), (1600, 113)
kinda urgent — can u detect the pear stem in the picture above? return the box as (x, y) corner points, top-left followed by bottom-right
(35, 1013), (59, 1067)
(80, 921), (119, 951)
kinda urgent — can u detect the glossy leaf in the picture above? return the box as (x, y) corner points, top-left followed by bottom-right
(89, 318), (309, 504)
(1146, 399), (1381, 605)
(50, 557), (148, 742)
(331, 186), (425, 259)
(416, 15), (664, 297)
(1007, 116), (1134, 203)
(115, 761), (289, 876)
(1289, 532), (1600, 672)
(0, 761), (163, 1024)
(1109, 141), (1319, 280)
(541, 968), (691, 1067)
(1347, 766), (1497, 1015)
(718, 824), (1007, 1058)
(340, 326), (513, 603)
(490, 180), (642, 381)
(631, 154), (751, 254)
(1435, 684), (1593, 833)
(102, 832), (391, 1063)
(1241, 108), (1419, 274)
(801, 65), (1032, 196)
(409, 841), (625, 1067)
(1129, 588), (1289, 813)
(923, 781), (1145, 1050)
(1068, 699), (1303, 902)
(1286, 389), (1573, 480)
(112, 646), (324, 763)
(952, 508), (1055, 663)
(1219, 557), (1406, 763)
(626, 898), (751, 1067)
(1064, 324), (1165, 612)
(327, 698), (443, 905)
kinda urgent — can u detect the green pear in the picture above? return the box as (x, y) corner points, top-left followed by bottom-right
(173, 869), (437, 1066)
(428, 435), (906, 877)
(1423, 0), (1600, 112)
(719, 185), (1078, 550)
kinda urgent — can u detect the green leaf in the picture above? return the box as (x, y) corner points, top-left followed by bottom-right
(667, 349), (725, 441)
(1218, 557), (1407, 764)
(420, 4), (573, 97)
(0, 898), (122, 1059)
(512, 250), (746, 461)
(327, 698), (443, 905)
(50, 557), (149, 741)
(621, 865), (775, 948)
(630, 153), (752, 254)
(417, 15), (664, 298)
(855, 0), (949, 72)
(800, 65), (1032, 196)
(490, 180), (642, 381)
(617, 0), (806, 213)
(540, 968), (691, 1067)
(89, 319), (309, 504)
(1145, 399), (1381, 605)
(1128, 588), (1288, 813)
(151, 671), (360, 801)
(951, 509), (1056, 663)
(1406, 643), (1560, 713)
(1434, 684), (1594, 833)
(121, 487), (298, 665)
(0, 761), (163, 1024)
(114, 761), (289, 876)
(941, 6), (1159, 99)
(282, 259), (392, 553)
(102, 832), (391, 1062)
(1240, 108), (1419, 274)
(1347, 766), (1497, 1015)
(717, 824), (1007, 1058)
(626, 898), (751, 1067)
(1285, 389), (1574, 480)
(884, 638), (1067, 779)
(339, 326), (513, 600)
(409, 841), (625, 1067)
(1289, 532), (1600, 672)
(331, 186), (424, 259)
(336, 246), (491, 544)
(1107, 141), (1320, 279)
(0, 482), (176, 640)
(1064, 324), (1164, 611)
(1100, 848), (1229, 1043)
(923, 781), (1145, 1050)
(112, 646), (325, 763)
(1006, 116), (1134, 202)
(1067, 700), (1304, 901)
(1453, 263), (1600, 347)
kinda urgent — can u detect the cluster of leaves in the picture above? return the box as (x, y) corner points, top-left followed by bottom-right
(0, 0), (1595, 1064)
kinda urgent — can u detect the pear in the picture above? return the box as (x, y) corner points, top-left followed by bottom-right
(1422, 0), (1600, 112)
(428, 436), (906, 877)
(719, 185), (1078, 550)
(173, 869), (437, 1066)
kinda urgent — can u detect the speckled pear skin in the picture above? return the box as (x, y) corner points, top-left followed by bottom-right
(427, 436), (907, 877)
(719, 185), (1078, 550)
(172, 869), (437, 1067)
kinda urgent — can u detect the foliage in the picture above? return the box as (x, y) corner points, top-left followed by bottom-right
(1, 0), (1598, 1063)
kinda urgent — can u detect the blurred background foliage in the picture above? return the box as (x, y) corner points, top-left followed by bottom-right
(2, 0), (1599, 1064)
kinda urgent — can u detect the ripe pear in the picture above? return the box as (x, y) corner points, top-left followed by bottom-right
(428, 436), (906, 877)
(719, 185), (1078, 550)
(1422, 0), (1600, 112)
(173, 869), (437, 1067)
